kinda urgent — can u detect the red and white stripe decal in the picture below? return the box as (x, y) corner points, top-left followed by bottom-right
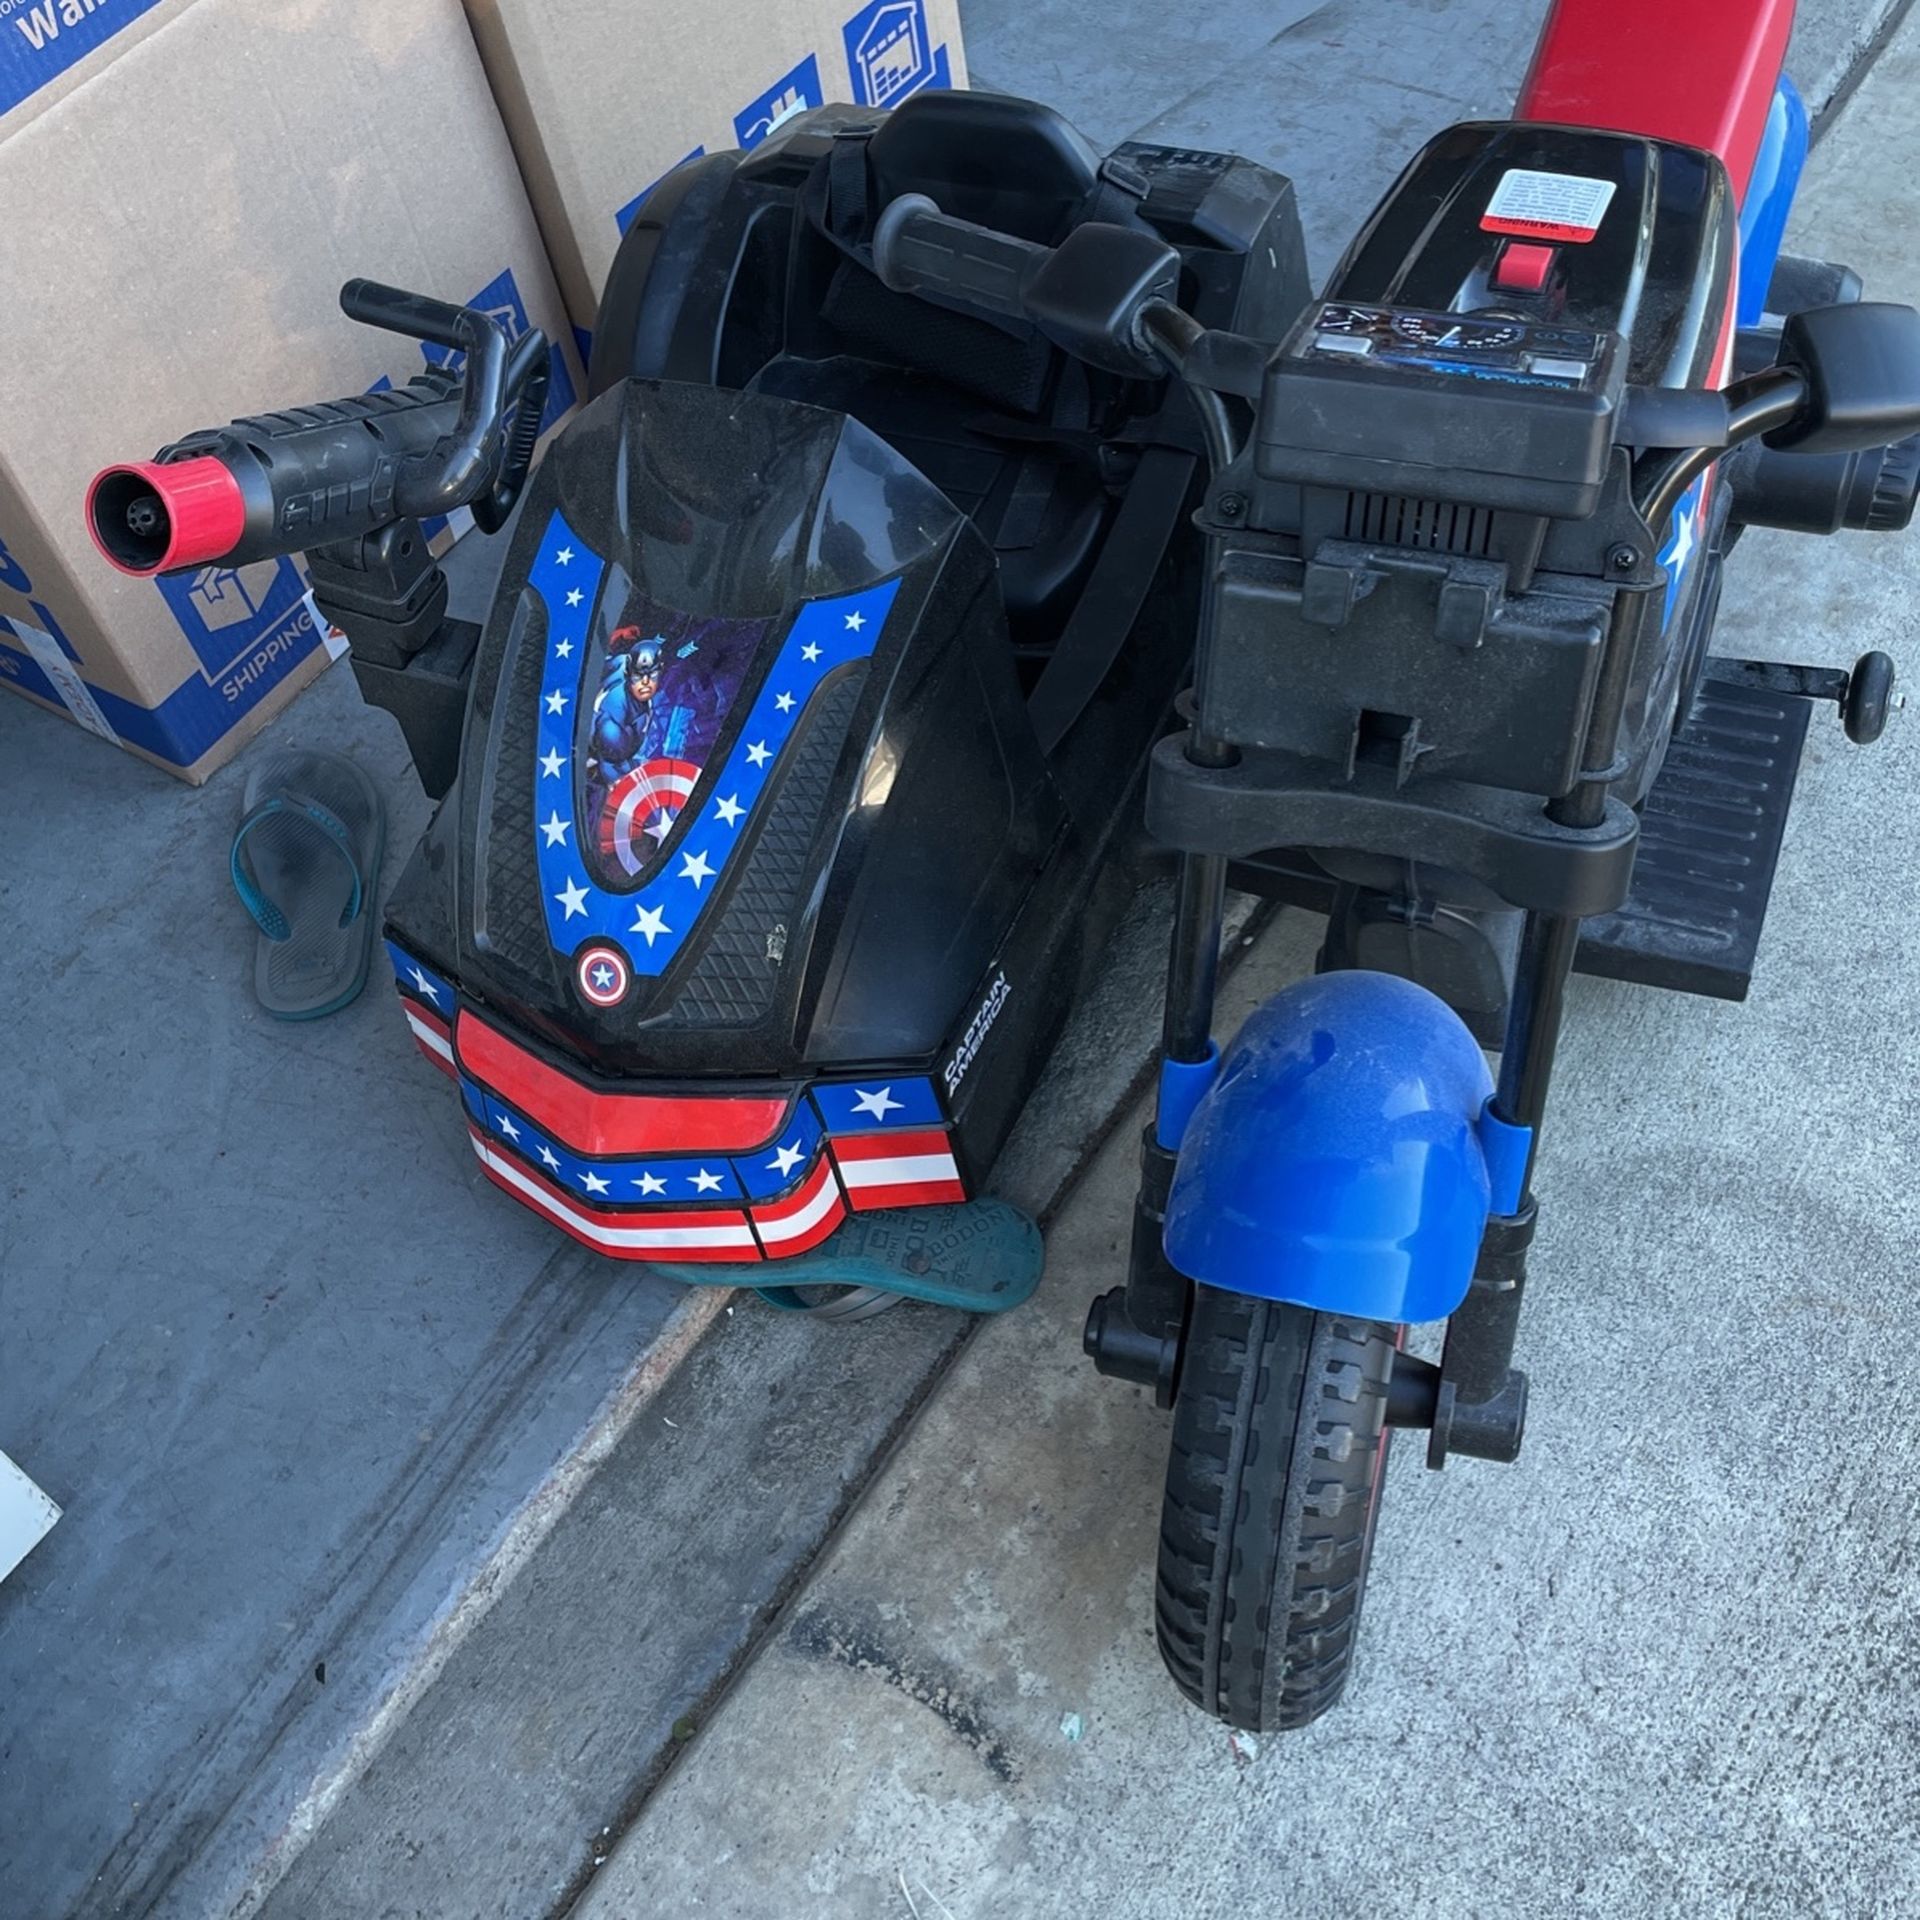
(403, 1002), (457, 1078)
(750, 1157), (846, 1257)
(830, 1128), (967, 1211)
(468, 1130), (758, 1261)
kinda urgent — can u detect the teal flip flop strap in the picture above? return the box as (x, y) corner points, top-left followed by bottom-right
(229, 790), (366, 942)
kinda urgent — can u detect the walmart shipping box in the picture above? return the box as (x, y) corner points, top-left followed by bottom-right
(462, 0), (968, 349)
(0, 0), (583, 783)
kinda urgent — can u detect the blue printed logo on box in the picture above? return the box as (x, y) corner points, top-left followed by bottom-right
(153, 556), (310, 682)
(843, 0), (952, 109)
(734, 54), (823, 149)
(0, 0), (169, 117)
(2, 507), (323, 768)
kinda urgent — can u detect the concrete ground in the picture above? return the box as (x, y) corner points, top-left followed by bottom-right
(0, 653), (707, 1920)
(570, 14), (1920, 1920)
(2, 1), (1912, 1916)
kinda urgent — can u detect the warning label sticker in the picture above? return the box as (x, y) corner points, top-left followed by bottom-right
(1482, 168), (1618, 243)
(6, 614), (118, 742)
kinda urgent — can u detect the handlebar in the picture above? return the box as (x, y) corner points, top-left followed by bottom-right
(86, 281), (549, 578)
(863, 194), (1892, 517)
(871, 194), (1182, 381)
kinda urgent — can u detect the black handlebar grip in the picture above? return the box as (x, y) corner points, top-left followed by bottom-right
(870, 192), (1050, 319)
(87, 375), (467, 577)
(341, 278), (486, 354)
(870, 193), (1183, 380)
(87, 279), (535, 578)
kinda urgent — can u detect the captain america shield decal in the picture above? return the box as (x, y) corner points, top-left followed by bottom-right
(575, 942), (632, 1007)
(596, 758), (702, 876)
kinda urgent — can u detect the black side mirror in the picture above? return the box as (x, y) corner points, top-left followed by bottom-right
(1766, 301), (1920, 455)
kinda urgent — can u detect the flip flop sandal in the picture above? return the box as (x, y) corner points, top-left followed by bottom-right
(230, 748), (386, 1019)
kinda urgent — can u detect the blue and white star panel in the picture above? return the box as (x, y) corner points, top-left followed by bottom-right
(733, 1100), (827, 1202)
(527, 507), (902, 975)
(808, 1078), (945, 1134)
(457, 1080), (750, 1202)
(386, 940), (457, 1075)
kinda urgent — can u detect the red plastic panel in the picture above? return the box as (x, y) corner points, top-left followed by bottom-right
(456, 1012), (790, 1156)
(1517, 0), (1794, 198)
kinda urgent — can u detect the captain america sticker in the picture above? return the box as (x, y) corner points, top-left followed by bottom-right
(575, 942), (632, 1008)
(1481, 168), (1617, 243)
(582, 588), (773, 881)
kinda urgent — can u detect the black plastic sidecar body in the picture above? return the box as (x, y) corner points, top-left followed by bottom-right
(380, 92), (1312, 1261)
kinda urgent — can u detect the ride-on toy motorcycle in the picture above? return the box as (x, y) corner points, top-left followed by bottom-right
(90, 0), (1919, 1732)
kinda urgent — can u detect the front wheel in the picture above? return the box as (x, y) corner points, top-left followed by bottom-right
(1156, 1290), (1397, 1731)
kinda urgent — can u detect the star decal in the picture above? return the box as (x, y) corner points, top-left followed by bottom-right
(643, 811), (674, 845)
(556, 546), (574, 565)
(714, 794), (744, 827)
(767, 1140), (805, 1178)
(633, 1171), (667, 1196)
(580, 1170), (611, 1196)
(852, 1085), (902, 1120)
(545, 689), (569, 716)
(801, 641), (822, 663)
(679, 849), (715, 890)
(845, 611), (865, 631)
(540, 748), (566, 778)
(745, 740), (771, 768)
(540, 811), (572, 848)
(1660, 495), (1699, 625)
(689, 1168), (724, 1194)
(555, 877), (590, 920)
(589, 961), (616, 990)
(496, 1112), (520, 1141)
(538, 1145), (562, 1171)
(565, 588), (584, 608)
(406, 965), (441, 1005)
(631, 903), (671, 946)
(774, 691), (795, 714)
(555, 638), (574, 659)
(1666, 505), (1696, 579)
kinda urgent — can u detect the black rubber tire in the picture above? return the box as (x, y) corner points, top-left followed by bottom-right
(1156, 1291), (1396, 1732)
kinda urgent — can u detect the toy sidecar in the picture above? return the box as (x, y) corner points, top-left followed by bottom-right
(87, 93), (1311, 1297)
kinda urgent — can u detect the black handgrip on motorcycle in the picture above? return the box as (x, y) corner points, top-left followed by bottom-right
(871, 193), (1182, 379)
(86, 281), (547, 577)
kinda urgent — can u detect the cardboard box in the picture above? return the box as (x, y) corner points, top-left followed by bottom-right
(0, 0), (585, 783)
(462, 0), (968, 351)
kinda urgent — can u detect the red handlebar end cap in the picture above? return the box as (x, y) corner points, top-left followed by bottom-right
(85, 456), (247, 577)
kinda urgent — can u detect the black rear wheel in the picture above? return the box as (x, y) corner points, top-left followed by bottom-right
(1156, 1290), (1396, 1731)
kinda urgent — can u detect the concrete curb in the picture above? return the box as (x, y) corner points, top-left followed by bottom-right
(231, 1286), (729, 1917)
